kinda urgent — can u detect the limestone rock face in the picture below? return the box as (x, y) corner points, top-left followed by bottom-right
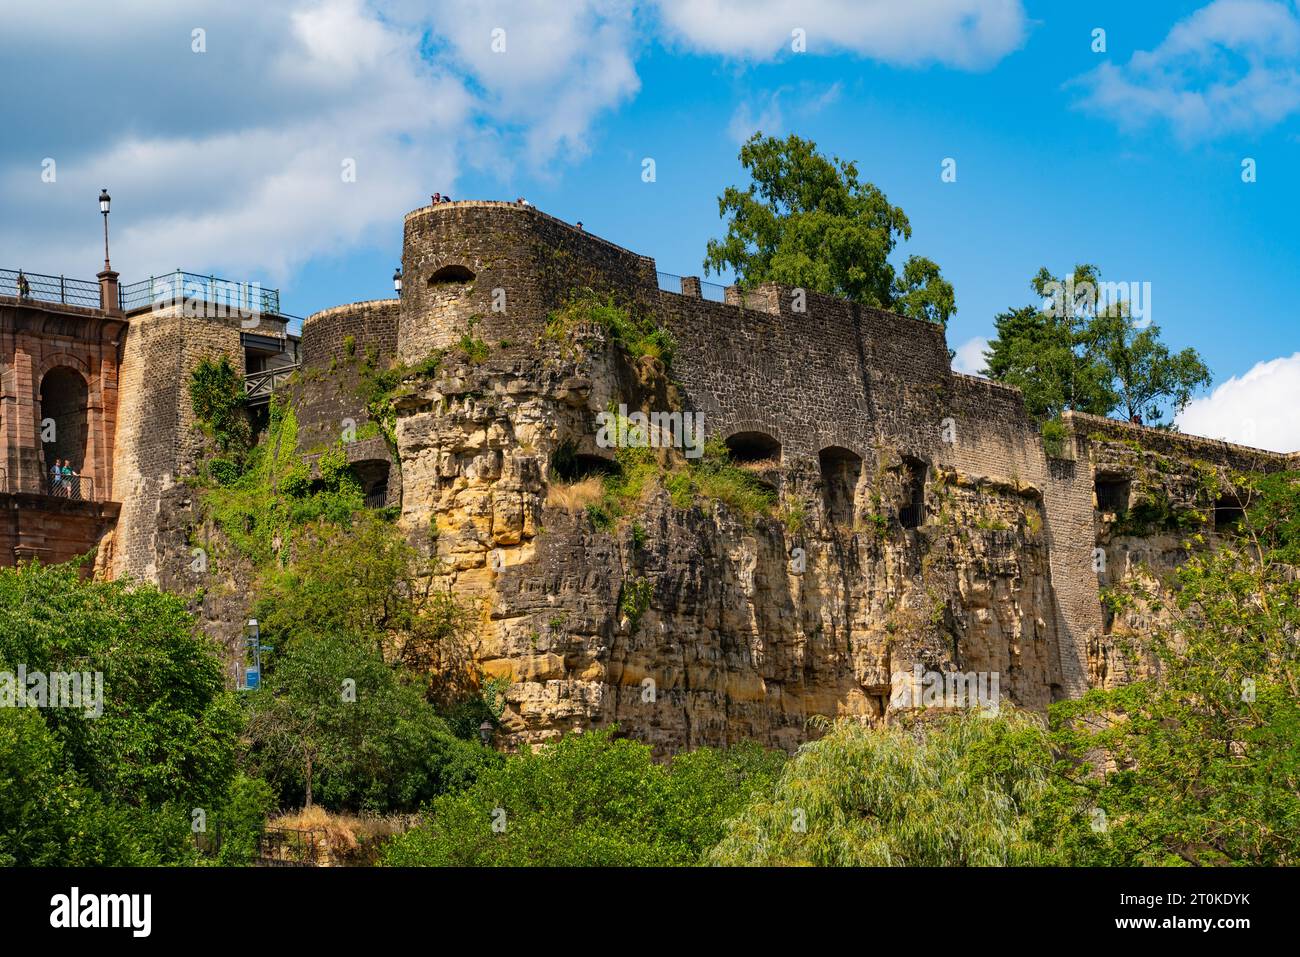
(393, 337), (1062, 753)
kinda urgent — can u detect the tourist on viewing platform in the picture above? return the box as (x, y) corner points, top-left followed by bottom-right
(49, 459), (62, 495)
(431, 192), (442, 204)
(576, 221), (584, 231)
(1130, 413), (1143, 426)
(16, 270), (30, 300)
(61, 460), (75, 498)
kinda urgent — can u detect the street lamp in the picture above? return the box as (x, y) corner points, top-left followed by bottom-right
(98, 188), (112, 270)
(479, 719), (494, 746)
(393, 267), (402, 296)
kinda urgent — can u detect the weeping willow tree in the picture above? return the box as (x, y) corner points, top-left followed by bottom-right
(707, 709), (1058, 866)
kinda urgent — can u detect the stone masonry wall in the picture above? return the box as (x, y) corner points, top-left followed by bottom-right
(109, 306), (242, 581)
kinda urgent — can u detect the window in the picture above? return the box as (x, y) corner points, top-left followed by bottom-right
(40, 367), (89, 492)
(428, 264), (476, 285)
(1095, 475), (1130, 515)
(1214, 495), (1245, 532)
(725, 431), (780, 465)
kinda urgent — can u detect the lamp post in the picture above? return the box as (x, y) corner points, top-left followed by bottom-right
(99, 188), (112, 270)
(478, 719), (494, 746)
(97, 189), (121, 314)
(393, 267), (402, 297)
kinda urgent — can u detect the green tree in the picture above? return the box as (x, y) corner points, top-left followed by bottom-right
(1088, 309), (1211, 424)
(891, 255), (956, 326)
(1043, 471), (1300, 865)
(382, 730), (785, 866)
(0, 562), (251, 865)
(984, 266), (1117, 420)
(985, 265), (1211, 425)
(708, 710), (1058, 866)
(705, 133), (955, 323)
(242, 633), (492, 812)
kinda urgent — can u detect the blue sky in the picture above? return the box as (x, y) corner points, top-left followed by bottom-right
(3, 0), (1298, 448)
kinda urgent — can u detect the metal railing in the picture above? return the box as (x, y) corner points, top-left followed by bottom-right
(42, 473), (96, 501)
(120, 270), (281, 316)
(245, 364), (298, 404)
(656, 270), (728, 303)
(1, 268), (101, 309)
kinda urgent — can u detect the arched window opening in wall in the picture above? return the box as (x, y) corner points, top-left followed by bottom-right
(39, 367), (89, 497)
(352, 459), (392, 509)
(900, 456), (927, 529)
(819, 446), (862, 526)
(428, 264), (476, 285)
(725, 431), (781, 466)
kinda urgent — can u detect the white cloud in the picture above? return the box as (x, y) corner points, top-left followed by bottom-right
(952, 336), (989, 376)
(1176, 352), (1300, 452)
(1072, 0), (1300, 140)
(395, 0), (642, 164)
(0, 0), (471, 282)
(0, 0), (1028, 288)
(726, 83), (841, 144)
(654, 0), (1028, 68)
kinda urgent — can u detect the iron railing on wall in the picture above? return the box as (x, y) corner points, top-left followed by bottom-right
(119, 270), (281, 316)
(1, 268), (101, 309)
(42, 473), (96, 502)
(655, 270), (728, 303)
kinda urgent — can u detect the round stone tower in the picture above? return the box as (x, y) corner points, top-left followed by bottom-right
(397, 200), (658, 363)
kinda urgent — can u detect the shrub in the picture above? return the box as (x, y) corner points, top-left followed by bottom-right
(381, 730), (784, 866)
(709, 711), (1059, 866)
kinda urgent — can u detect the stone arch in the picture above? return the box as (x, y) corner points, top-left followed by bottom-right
(818, 445), (862, 526)
(39, 366), (90, 484)
(35, 351), (91, 383)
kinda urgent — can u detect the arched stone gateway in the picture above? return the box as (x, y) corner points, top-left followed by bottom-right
(39, 366), (90, 486)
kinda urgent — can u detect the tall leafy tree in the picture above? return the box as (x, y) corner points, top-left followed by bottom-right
(985, 264), (1210, 425)
(1088, 309), (1212, 424)
(242, 633), (491, 812)
(705, 133), (955, 324)
(0, 562), (256, 864)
